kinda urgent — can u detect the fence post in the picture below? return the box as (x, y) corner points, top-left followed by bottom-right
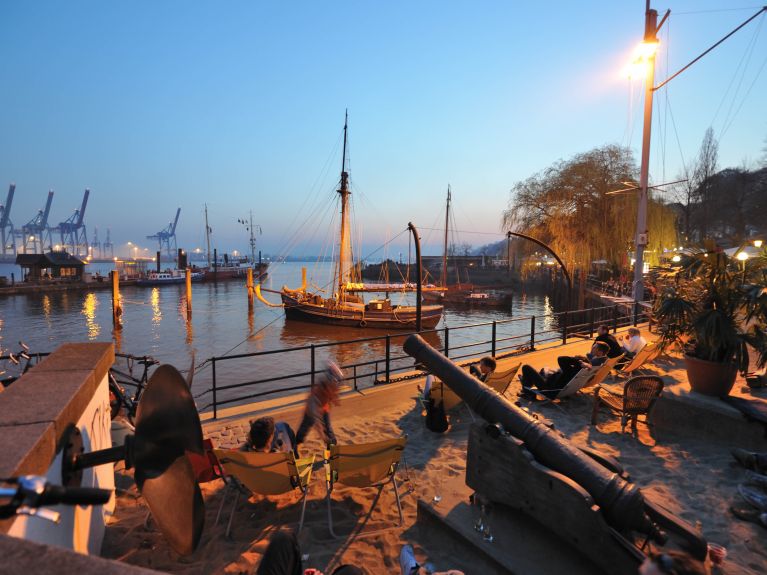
(530, 316), (536, 351)
(444, 327), (450, 358)
(385, 336), (391, 384)
(211, 357), (217, 420)
(633, 302), (639, 326)
(613, 304), (618, 332)
(491, 321), (497, 357)
(562, 311), (569, 345)
(588, 306), (595, 338)
(310, 345), (316, 387)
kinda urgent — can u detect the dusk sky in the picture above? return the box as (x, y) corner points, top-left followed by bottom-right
(1, 1), (765, 259)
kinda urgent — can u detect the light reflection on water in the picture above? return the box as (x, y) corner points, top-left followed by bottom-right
(0, 261), (559, 406)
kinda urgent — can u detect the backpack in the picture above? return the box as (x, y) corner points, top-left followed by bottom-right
(424, 384), (449, 433)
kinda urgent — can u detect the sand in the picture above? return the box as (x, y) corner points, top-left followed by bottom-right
(101, 335), (767, 575)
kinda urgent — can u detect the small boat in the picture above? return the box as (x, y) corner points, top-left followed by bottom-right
(201, 205), (269, 281)
(136, 270), (205, 286)
(257, 113), (443, 330)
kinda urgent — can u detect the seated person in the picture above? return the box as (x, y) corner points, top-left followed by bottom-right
(241, 416), (298, 457)
(621, 327), (647, 358)
(469, 356), (497, 382)
(519, 341), (609, 397)
(591, 325), (623, 359)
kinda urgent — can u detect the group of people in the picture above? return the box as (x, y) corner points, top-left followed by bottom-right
(518, 325), (646, 398)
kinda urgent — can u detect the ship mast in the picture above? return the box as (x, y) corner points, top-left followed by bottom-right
(337, 110), (352, 300)
(204, 204), (211, 268)
(441, 185), (451, 289)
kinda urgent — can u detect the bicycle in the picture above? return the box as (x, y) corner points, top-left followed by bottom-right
(109, 354), (159, 423)
(0, 341), (47, 388)
(0, 475), (111, 524)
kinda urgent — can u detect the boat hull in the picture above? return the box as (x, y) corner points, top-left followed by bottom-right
(136, 273), (205, 286)
(281, 293), (442, 330)
(203, 263), (269, 281)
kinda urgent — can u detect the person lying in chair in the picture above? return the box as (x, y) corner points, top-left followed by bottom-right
(240, 416), (298, 457)
(469, 356), (497, 382)
(519, 341), (609, 397)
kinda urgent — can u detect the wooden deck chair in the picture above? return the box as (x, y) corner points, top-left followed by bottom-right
(591, 375), (664, 433)
(523, 367), (599, 405)
(324, 436), (407, 538)
(483, 363), (521, 397)
(587, 356), (623, 388)
(614, 342), (659, 378)
(213, 449), (315, 538)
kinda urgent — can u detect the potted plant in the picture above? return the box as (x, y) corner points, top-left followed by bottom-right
(653, 247), (767, 397)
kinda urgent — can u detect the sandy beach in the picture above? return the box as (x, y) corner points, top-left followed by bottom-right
(102, 332), (767, 575)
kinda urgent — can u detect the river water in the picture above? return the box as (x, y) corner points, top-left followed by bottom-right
(0, 261), (558, 410)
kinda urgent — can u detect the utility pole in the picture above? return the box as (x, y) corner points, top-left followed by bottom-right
(633, 1), (658, 304)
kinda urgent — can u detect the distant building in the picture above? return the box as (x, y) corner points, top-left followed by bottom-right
(15, 252), (85, 282)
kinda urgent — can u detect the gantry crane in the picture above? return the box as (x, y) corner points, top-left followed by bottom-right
(55, 189), (90, 256)
(147, 208), (180, 257)
(14, 190), (54, 254)
(0, 184), (15, 256)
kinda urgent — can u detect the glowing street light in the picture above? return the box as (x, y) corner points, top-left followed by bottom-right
(754, 240), (763, 248)
(736, 251), (749, 262)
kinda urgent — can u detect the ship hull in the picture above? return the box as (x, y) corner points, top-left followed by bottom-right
(281, 293), (442, 330)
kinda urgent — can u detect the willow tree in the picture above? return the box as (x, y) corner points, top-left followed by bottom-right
(503, 145), (678, 275)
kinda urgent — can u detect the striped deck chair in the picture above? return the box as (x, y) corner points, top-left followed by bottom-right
(324, 436), (407, 538)
(523, 367), (599, 405)
(614, 342), (660, 378)
(213, 449), (315, 538)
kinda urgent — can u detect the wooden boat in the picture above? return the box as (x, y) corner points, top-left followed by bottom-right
(257, 113), (443, 330)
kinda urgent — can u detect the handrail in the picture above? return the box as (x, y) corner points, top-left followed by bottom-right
(198, 303), (647, 417)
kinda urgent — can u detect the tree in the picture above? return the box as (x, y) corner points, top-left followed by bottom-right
(692, 127), (719, 239)
(503, 144), (678, 274)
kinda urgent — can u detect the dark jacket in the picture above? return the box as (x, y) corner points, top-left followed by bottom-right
(596, 333), (623, 358)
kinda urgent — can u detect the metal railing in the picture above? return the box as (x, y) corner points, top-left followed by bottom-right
(199, 302), (649, 418)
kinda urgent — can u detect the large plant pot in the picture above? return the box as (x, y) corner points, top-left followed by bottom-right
(684, 354), (738, 397)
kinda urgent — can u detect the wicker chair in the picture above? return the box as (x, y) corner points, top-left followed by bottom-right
(591, 376), (664, 433)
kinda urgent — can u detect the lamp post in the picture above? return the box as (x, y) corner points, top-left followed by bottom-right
(632, 3), (660, 304)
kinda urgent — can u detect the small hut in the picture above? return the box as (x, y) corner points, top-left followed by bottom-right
(15, 252), (86, 283)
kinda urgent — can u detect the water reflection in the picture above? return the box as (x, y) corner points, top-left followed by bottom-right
(150, 288), (162, 325)
(42, 294), (51, 320)
(81, 293), (100, 340)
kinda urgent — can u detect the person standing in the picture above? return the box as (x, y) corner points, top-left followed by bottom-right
(295, 361), (343, 445)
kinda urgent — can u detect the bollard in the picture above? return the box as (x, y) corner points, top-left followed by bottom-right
(247, 267), (254, 309)
(185, 268), (192, 319)
(111, 270), (122, 330)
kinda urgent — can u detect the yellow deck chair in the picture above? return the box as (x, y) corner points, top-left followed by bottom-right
(324, 436), (407, 538)
(615, 342), (659, 377)
(214, 449), (315, 538)
(483, 363), (521, 396)
(588, 355), (623, 388)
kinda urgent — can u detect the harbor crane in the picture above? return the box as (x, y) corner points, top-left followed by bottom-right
(0, 184), (15, 256)
(103, 228), (114, 258)
(14, 190), (55, 254)
(91, 227), (101, 258)
(55, 189), (90, 256)
(147, 208), (180, 257)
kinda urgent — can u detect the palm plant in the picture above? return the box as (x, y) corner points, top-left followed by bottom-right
(653, 248), (767, 375)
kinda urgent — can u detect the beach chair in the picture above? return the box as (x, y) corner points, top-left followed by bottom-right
(613, 342), (660, 378)
(483, 363), (521, 397)
(591, 375), (664, 433)
(324, 436), (407, 538)
(213, 449), (315, 538)
(522, 367), (599, 405)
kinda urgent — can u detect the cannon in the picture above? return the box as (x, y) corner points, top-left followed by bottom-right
(403, 335), (707, 571)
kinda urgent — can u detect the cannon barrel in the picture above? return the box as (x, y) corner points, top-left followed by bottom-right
(404, 334), (657, 538)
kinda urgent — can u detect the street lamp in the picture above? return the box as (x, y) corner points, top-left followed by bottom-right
(754, 240), (763, 249)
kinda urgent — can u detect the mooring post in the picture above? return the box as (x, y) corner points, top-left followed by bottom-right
(247, 267), (254, 309)
(213, 248), (218, 282)
(156, 251), (161, 273)
(185, 267), (192, 320)
(111, 270), (122, 330)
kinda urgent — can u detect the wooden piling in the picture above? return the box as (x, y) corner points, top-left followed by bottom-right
(111, 270), (122, 330)
(185, 267), (192, 319)
(247, 267), (254, 309)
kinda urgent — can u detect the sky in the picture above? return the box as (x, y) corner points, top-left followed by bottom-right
(1, 1), (765, 259)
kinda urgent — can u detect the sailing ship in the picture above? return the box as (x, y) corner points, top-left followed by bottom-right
(258, 113), (443, 330)
(423, 187), (512, 307)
